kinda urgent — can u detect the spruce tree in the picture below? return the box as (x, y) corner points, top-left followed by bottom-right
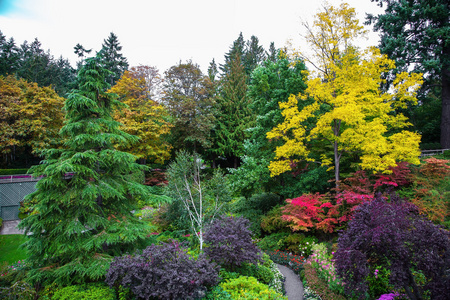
(19, 54), (152, 285)
(100, 32), (129, 86)
(214, 53), (253, 168)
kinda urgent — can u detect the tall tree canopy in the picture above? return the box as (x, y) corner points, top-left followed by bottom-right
(220, 33), (268, 78)
(0, 32), (76, 96)
(228, 51), (311, 197)
(109, 66), (172, 163)
(19, 54), (152, 285)
(162, 61), (216, 153)
(0, 75), (65, 167)
(366, 0), (450, 148)
(213, 53), (253, 168)
(100, 32), (129, 86)
(268, 2), (422, 185)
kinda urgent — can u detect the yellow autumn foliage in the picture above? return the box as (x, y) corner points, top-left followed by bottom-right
(268, 2), (423, 182)
(109, 68), (172, 163)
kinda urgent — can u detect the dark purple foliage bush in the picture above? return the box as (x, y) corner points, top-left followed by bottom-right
(204, 215), (262, 270)
(105, 241), (219, 300)
(334, 193), (450, 300)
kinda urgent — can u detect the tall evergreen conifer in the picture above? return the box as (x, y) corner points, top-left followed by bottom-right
(100, 32), (129, 86)
(19, 54), (152, 285)
(214, 53), (252, 168)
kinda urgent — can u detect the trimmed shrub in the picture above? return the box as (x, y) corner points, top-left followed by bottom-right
(0, 169), (29, 175)
(204, 215), (262, 270)
(106, 240), (219, 300)
(220, 275), (288, 300)
(257, 232), (290, 252)
(51, 283), (115, 300)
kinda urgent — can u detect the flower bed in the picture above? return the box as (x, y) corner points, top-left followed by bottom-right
(265, 250), (306, 274)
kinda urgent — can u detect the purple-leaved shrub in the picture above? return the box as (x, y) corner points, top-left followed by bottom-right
(334, 193), (450, 300)
(105, 241), (219, 300)
(204, 215), (262, 270)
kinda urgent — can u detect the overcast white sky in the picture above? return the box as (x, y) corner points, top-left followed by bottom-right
(0, 0), (385, 73)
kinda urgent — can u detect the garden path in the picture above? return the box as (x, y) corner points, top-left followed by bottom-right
(277, 263), (304, 300)
(0, 220), (24, 235)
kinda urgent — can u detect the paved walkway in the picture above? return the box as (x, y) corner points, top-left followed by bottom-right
(0, 220), (25, 235)
(277, 263), (304, 300)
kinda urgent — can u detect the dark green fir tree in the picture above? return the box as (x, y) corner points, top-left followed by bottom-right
(214, 52), (253, 168)
(19, 54), (152, 285)
(100, 32), (129, 86)
(366, 0), (450, 148)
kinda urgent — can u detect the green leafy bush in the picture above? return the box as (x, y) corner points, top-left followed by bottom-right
(257, 232), (290, 252)
(444, 150), (450, 158)
(247, 193), (281, 214)
(260, 205), (291, 234)
(366, 265), (394, 299)
(284, 233), (305, 254)
(51, 283), (115, 300)
(220, 276), (288, 300)
(236, 263), (274, 285)
(0, 217), (2, 228)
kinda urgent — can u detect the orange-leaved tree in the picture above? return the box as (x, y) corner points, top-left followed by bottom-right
(109, 66), (172, 164)
(0, 75), (65, 166)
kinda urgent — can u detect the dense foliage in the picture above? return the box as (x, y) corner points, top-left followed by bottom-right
(165, 151), (231, 249)
(367, 0), (450, 148)
(18, 54), (153, 285)
(106, 241), (219, 300)
(0, 75), (65, 167)
(204, 215), (261, 270)
(334, 193), (450, 300)
(268, 3), (422, 185)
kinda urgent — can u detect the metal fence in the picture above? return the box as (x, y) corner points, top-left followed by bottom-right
(420, 149), (450, 158)
(0, 174), (41, 184)
(0, 181), (37, 220)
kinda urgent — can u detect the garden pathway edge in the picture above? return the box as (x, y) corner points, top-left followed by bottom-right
(276, 263), (304, 300)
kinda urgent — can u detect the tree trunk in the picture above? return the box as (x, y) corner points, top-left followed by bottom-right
(334, 140), (340, 186)
(441, 45), (450, 149)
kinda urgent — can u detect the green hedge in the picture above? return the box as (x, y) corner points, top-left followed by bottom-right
(0, 169), (29, 175)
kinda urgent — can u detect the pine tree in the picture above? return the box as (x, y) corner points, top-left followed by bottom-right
(100, 32), (129, 86)
(19, 54), (152, 285)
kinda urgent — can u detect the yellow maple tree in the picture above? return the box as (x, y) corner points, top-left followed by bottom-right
(268, 2), (423, 185)
(109, 66), (172, 164)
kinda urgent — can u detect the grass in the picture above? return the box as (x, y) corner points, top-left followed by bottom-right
(0, 234), (28, 265)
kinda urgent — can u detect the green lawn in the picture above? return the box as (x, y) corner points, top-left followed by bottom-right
(0, 234), (28, 265)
